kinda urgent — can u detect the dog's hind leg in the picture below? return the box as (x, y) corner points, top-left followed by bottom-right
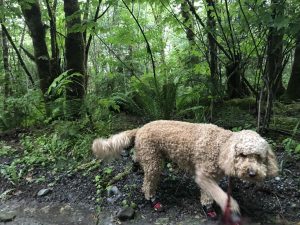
(138, 152), (163, 201)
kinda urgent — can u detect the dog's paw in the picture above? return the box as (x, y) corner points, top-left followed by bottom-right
(150, 199), (165, 212)
(203, 205), (218, 221)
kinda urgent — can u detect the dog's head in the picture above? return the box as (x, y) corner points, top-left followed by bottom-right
(219, 130), (279, 181)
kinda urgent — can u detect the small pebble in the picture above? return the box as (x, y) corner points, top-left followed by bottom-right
(0, 211), (16, 222)
(116, 207), (135, 221)
(37, 188), (52, 197)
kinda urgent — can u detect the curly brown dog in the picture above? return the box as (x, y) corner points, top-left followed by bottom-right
(92, 120), (278, 215)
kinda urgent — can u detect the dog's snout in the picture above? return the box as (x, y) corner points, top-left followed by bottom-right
(248, 168), (256, 177)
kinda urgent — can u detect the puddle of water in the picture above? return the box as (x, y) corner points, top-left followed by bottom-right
(0, 200), (98, 225)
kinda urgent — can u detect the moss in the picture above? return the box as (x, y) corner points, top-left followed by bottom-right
(270, 116), (300, 131)
(213, 106), (256, 129)
(223, 97), (256, 110)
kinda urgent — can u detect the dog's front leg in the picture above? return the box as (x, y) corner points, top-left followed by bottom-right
(195, 168), (240, 214)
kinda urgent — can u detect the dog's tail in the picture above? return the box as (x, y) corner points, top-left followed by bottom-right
(92, 129), (138, 160)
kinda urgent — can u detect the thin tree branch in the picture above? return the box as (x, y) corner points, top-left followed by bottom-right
(185, 0), (232, 60)
(122, 0), (159, 93)
(86, 0), (106, 57)
(45, 0), (59, 59)
(95, 4), (110, 20)
(1, 23), (35, 85)
(224, 0), (237, 56)
(20, 45), (35, 61)
(95, 34), (143, 83)
(208, 1), (234, 59)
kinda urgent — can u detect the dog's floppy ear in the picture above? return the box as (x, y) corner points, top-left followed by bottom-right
(266, 147), (279, 177)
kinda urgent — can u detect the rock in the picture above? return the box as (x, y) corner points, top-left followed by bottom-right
(275, 176), (281, 181)
(37, 188), (52, 197)
(107, 186), (121, 196)
(107, 186), (121, 203)
(116, 207), (135, 221)
(0, 211), (16, 222)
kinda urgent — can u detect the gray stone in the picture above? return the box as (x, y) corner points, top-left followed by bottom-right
(0, 211), (16, 222)
(116, 207), (135, 221)
(107, 186), (121, 203)
(37, 188), (52, 197)
(107, 186), (121, 196)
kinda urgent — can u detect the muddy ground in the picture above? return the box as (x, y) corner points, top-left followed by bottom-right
(0, 129), (300, 225)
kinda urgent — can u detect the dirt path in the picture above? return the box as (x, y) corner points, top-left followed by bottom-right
(0, 199), (219, 225)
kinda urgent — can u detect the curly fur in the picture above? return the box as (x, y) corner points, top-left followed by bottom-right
(92, 120), (278, 213)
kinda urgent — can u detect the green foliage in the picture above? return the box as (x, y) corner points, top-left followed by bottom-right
(0, 163), (23, 185)
(47, 71), (84, 98)
(282, 138), (300, 156)
(282, 121), (300, 156)
(0, 119), (97, 184)
(113, 73), (179, 120)
(94, 166), (116, 204)
(0, 142), (21, 184)
(0, 142), (16, 157)
(0, 90), (45, 131)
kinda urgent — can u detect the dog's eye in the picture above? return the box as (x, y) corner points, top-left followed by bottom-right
(240, 153), (247, 158)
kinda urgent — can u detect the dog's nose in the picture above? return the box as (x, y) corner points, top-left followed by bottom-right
(248, 169), (256, 177)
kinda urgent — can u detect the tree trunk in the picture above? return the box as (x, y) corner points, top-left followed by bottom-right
(45, 0), (61, 77)
(19, 0), (53, 96)
(181, 1), (199, 67)
(64, 0), (86, 119)
(286, 35), (300, 100)
(266, 0), (285, 97)
(206, 0), (218, 96)
(0, 0), (11, 108)
(226, 54), (249, 98)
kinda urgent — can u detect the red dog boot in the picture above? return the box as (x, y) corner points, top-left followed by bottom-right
(203, 205), (218, 220)
(150, 198), (164, 212)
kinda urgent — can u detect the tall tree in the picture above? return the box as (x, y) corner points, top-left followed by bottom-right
(206, 0), (218, 95)
(181, 1), (199, 67)
(265, 0), (285, 97)
(0, 0), (10, 109)
(19, 0), (55, 109)
(286, 35), (300, 100)
(64, 0), (86, 119)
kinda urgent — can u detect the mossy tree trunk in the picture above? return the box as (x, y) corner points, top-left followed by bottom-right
(20, 1), (52, 94)
(19, 0), (58, 115)
(0, 0), (10, 109)
(206, 0), (218, 96)
(226, 55), (249, 98)
(265, 0), (285, 98)
(181, 1), (200, 68)
(286, 35), (300, 100)
(64, 0), (86, 119)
